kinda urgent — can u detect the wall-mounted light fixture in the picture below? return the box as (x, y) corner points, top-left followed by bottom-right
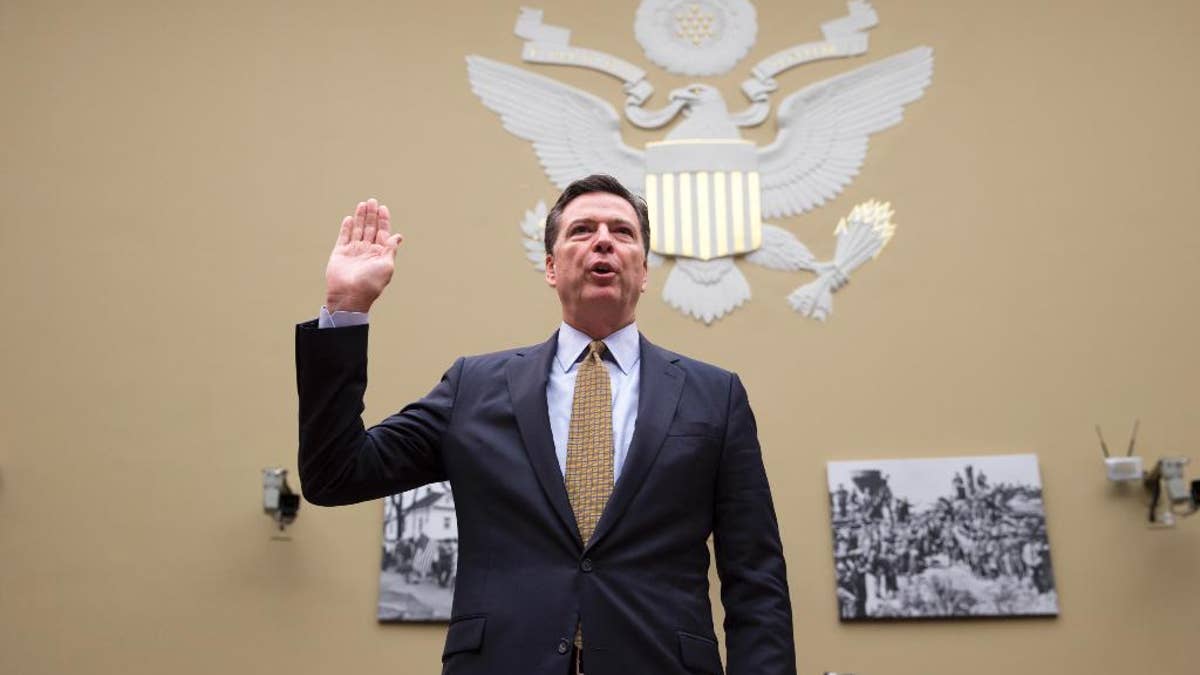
(262, 467), (300, 531)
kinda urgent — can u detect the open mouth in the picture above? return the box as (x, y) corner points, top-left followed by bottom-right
(590, 262), (616, 278)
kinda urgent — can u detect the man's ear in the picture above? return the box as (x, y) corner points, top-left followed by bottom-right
(544, 254), (557, 287)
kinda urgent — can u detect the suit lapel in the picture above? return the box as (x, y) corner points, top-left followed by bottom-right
(506, 332), (582, 545)
(587, 336), (684, 552)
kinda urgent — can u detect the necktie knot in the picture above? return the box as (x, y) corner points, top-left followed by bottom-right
(588, 340), (607, 361)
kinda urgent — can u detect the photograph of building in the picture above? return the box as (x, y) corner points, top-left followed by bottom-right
(378, 482), (459, 622)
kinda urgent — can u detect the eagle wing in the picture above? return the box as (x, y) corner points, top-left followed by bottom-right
(519, 200), (549, 271)
(466, 56), (645, 194)
(757, 46), (933, 219)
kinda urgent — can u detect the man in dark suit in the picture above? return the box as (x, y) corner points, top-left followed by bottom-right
(296, 175), (795, 675)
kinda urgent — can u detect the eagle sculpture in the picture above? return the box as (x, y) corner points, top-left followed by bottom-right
(467, 39), (931, 322)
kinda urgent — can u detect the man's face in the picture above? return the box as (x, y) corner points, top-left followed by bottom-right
(545, 192), (648, 333)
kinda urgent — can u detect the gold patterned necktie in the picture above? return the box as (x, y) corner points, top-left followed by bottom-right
(565, 340), (614, 654)
(565, 340), (614, 546)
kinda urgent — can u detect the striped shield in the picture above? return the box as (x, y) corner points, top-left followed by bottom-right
(644, 139), (762, 261)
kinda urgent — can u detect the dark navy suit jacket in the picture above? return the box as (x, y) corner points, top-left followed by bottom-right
(295, 321), (795, 675)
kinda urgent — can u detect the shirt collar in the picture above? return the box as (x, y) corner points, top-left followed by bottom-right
(554, 321), (641, 375)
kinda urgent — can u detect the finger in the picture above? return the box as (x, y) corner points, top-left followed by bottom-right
(377, 204), (391, 235)
(337, 215), (353, 245)
(386, 232), (404, 255)
(351, 201), (366, 242)
(363, 198), (379, 244)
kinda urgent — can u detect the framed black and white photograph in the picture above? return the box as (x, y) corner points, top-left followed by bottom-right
(826, 454), (1058, 621)
(377, 482), (458, 622)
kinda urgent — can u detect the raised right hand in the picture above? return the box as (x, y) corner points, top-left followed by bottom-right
(324, 198), (404, 313)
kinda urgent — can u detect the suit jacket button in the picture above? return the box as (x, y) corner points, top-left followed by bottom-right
(557, 638), (570, 654)
(580, 558), (594, 572)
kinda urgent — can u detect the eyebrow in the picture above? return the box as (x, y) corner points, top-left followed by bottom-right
(567, 217), (636, 229)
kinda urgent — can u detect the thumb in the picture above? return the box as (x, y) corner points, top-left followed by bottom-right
(386, 232), (404, 254)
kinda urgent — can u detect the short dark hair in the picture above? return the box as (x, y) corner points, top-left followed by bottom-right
(544, 174), (651, 256)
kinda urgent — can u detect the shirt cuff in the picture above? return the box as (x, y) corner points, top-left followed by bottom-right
(318, 306), (370, 328)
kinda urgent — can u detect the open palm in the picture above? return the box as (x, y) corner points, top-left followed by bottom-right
(325, 198), (404, 312)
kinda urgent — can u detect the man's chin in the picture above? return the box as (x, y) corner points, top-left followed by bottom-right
(565, 290), (638, 320)
(579, 287), (627, 305)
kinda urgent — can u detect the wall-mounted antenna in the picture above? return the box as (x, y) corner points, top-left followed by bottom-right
(1098, 421), (1145, 483)
(1095, 425), (1111, 458)
(1125, 419), (1140, 457)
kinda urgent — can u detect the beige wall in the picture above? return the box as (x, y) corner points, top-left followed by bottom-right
(2, 0), (1198, 673)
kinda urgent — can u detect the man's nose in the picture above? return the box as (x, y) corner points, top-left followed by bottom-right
(592, 225), (615, 250)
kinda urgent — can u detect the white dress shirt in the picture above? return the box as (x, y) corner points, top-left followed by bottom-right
(546, 321), (640, 482)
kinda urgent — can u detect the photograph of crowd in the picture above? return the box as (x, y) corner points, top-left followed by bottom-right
(826, 454), (1058, 620)
(377, 482), (458, 622)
